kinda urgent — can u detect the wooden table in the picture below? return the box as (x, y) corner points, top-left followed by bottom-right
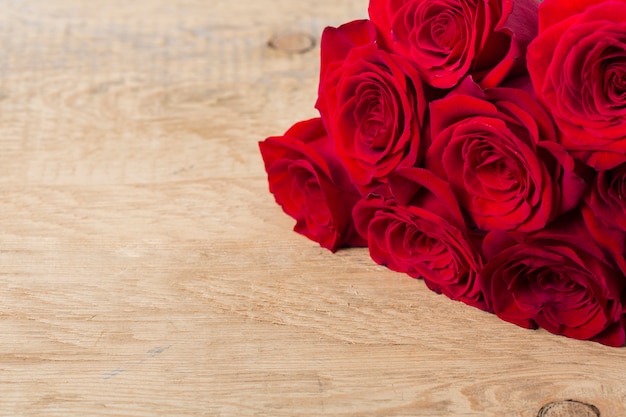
(0, 1), (624, 416)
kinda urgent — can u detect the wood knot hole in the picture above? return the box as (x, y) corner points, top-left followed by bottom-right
(268, 31), (315, 54)
(537, 400), (600, 417)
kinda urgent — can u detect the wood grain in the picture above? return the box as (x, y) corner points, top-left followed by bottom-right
(0, 1), (625, 416)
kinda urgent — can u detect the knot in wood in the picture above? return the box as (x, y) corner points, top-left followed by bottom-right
(268, 31), (315, 54)
(537, 400), (600, 417)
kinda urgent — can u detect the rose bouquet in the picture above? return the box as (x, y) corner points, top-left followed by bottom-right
(259, 0), (626, 346)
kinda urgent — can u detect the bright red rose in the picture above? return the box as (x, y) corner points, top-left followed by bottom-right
(582, 163), (626, 274)
(315, 19), (426, 195)
(353, 168), (486, 309)
(368, 0), (538, 89)
(527, 0), (626, 170)
(259, 118), (366, 252)
(425, 77), (587, 233)
(480, 214), (626, 347)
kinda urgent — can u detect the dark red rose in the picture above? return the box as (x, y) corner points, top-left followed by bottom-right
(582, 163), (626, 274)
(527, 0), (626, 170)
(315, 19), (426, 195)
(368, 0), (538, 89)
(425, 77), (587, 233)
(259, 118), (366, 251)
(353, 167), (486, 309)
(480, 214), (626, 347)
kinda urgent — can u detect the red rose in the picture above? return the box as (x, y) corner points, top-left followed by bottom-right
(582, 163), (626, 274)
(425, 77), (587, 233)
(368, 0), (538, 89)
(259, 118), (366, 251)
(527, 0), (626, 170)
(480, 215), (626, 347)
(315, 19), (426, 195)
(353, 168), (486, 309)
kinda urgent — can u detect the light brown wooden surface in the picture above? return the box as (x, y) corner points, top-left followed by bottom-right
(0, 1), (624, 416)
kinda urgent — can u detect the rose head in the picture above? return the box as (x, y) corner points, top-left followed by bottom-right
(527, 0), (626, 170)
(259, 118), (366, 252)
(353, 167), (486, 309)
(368, 0), (538, 89)
(316, 19), (426, 195)
(425, 77), (587, 233)
(582, 163), (626, 275)
(481, 215), (626, 347)
(585, 163), (626, 232)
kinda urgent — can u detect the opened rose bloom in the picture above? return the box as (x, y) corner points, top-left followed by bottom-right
(368, 0), (538, 89)
(425, 77), (587, 233)
(316, 19), (426, 195)
(527, 0), (626, 170)
(480, 214), (626, 347)
(582, 163), (626, 274)
(259, 118), (366, 252)
(353, 168), (486, 309)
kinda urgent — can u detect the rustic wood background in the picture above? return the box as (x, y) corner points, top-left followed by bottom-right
(0, 1), (623, 416)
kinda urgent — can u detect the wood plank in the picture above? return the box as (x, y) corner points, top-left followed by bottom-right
(0, 1), (624, 416)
